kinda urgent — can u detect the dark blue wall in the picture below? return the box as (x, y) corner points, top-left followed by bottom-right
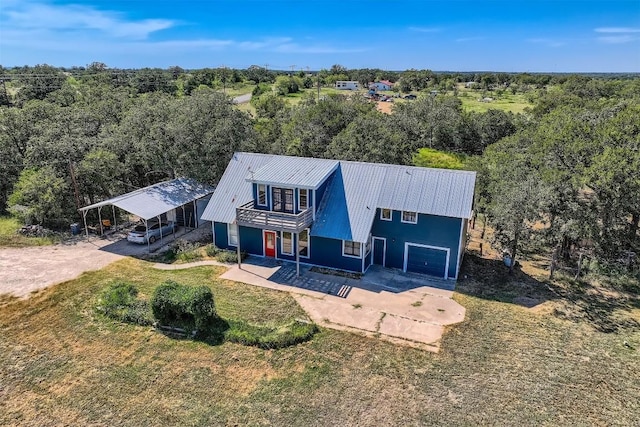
(308, 236), (362, 272)
(213, 222), (229, 249)
(315, 172), (332, 213)
(214, 222), (263, 256)
(239, 226), (263, 255)
(370, 210), (462, 278)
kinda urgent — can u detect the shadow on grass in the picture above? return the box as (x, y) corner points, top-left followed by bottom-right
(458, 254), (640, 334)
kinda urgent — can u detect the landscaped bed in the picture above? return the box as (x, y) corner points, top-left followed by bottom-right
(1, 257), (639, 426)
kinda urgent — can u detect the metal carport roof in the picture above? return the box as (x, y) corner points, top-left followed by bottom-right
(79, 177), (215, 220)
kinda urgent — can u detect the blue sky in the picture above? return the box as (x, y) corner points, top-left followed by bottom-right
(1, 0), (639, 72)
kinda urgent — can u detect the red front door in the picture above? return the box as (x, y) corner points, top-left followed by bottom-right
(264, 231), (276, 257)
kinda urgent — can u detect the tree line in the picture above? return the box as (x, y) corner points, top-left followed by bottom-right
(0, 64), (638, 275)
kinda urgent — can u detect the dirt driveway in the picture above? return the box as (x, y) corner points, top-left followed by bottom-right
(0, 239), (125, 298)
(0, 226), (211, 298)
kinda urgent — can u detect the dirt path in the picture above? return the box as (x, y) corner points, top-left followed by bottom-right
(0, 240), (124, 298)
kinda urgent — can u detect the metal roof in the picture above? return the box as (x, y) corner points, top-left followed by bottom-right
(201, 152), (274, 223)
(79, 178), (214, 220)
(247, 156), (338, 189)
(202, 153), (476, 243)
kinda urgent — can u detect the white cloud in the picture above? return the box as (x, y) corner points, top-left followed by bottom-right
(456, 36), (485, 42)
(409, 26), (441, 33)
(527, 38), (566, 47)
(1, 1), (175, 40)
(594, 27), (640, 33)
(597, 35), (637, 44)
(0, 1), (367, 62)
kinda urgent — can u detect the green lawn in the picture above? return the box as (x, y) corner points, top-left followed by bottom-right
(0, 216), (57, 247)
(457, 87), (532, 114)
(1, 255), (638, 426)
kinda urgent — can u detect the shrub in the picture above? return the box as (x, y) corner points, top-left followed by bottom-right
(225, 320), (318, 349)
(205, 244), (221, 257)
(151, 281), (216, 332)
(95, 282), (152, 326)
(216, 249), (247, 264)
(175, 239), (203, 262)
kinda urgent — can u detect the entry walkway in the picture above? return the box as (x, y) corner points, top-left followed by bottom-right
(219, 257), (466, 351)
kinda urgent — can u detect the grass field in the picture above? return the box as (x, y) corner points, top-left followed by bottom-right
(0, 216), (56, 247)
(456, 87), (532, 114)
(1, 249), (639, 425)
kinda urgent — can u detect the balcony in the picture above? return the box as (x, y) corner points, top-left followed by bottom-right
(236, 202), (313, 233)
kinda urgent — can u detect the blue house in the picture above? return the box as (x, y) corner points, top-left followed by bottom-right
(200, 153), (476, 280)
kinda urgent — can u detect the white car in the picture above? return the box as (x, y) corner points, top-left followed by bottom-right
(127, 221), (176, 244)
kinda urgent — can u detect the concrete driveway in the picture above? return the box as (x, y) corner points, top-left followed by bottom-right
(219, 258), (465, 351)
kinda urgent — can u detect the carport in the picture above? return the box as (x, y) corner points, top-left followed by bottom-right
(78, 178), (215, 252)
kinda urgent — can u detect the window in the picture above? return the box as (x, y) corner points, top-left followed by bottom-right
(299, 189), (309, 210)
(272, 187), (294, 213)
(343, 240), (361, 258)
(281, 231), (293, 255)
(228, 223), (238, 246)
(257, 184), (267, 206)
(402, 211), (417, 224)
(380, 208), (392, 221)
(299, 229), (309, 258)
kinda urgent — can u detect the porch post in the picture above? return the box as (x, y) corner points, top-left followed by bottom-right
(295, 232), (300, 277)
(98, 207), (103, 235)
(236, 225), (242, 270)
(83, 210), (89, 239)
(157, 215), (162, 244)
(112, 205), (116, 231)
(145, 219), (150, 253)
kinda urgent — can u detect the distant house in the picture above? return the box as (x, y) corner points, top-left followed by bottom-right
(201, 153), (476, 280)
(370, 80), (394, 91)
(335, 81), (360, 90)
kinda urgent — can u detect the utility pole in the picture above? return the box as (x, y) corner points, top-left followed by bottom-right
(289, 64), (296, 75)
(317, 72), (321, 101)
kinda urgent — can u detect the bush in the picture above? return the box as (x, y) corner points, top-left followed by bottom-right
(215, 249), (247, 264)
(151, 281), (216, 332)
(225, 320), (318, 349)
(205, 244), (221, 257)
(95, 282), (152, 326)
(175, 239), (203, 262)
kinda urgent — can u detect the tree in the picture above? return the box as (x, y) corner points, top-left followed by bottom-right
(8, 167), (70, 226)
(482, 131), (546, 273)
(327, 112), (409, 165)
(16, 64), (67, 103)
(251, 92), (287, 119)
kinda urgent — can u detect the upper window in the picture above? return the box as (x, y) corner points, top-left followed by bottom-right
(299, 229), (310, 258)
(343, 240), (361, 258)
(299, 189), (309, 210)
(228, 223), (238, 246)
(281, 231), (293, 255)
(380, 208), (392, 221)
(257, 184), (267, 206)
(402, 211), (418, 224)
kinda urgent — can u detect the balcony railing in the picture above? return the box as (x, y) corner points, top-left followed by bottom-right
(236, 202), (313, 233)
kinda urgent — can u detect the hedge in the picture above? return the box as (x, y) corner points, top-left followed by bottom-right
(151, 281), (216, 332)
(95, 281), (152, 326)
(225, 320), (319, 349)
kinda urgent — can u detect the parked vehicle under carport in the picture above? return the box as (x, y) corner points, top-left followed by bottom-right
(127, 221), (176, 244)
